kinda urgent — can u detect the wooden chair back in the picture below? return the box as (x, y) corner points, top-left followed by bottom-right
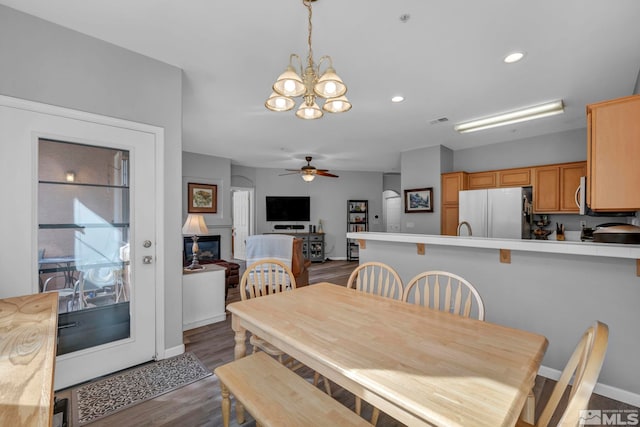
(403, 270), (485, 320)
(535, 321), (609, 427)
(240, 258), (297, 301)
(346, 261), (403, 300)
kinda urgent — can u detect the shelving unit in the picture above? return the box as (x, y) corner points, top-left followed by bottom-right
(347, 200), (368, 261)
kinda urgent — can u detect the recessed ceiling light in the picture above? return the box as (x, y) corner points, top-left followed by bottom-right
(391, 96), (404, 103)
(504, 52), (525, 63)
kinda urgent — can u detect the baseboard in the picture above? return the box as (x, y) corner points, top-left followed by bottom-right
(162, 343), (185, 359)
(538, 365), (640, 407)
(182, 314), (227, 332)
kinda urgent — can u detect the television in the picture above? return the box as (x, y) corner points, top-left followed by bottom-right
(266, 196), (310, 222)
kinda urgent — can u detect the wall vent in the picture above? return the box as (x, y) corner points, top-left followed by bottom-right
(429, 117), (449, 125)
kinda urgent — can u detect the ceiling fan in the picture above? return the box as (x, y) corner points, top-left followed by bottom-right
(281, 156), (339, 182)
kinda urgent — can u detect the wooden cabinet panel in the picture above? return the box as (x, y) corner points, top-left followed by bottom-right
(468, 171), (497, 189)
(440, 172), (467, 235)
(534, 166), (559, 212)
(560, 163), (586, 212)
(441, 172), (467, 205)
(587, 94), (640, 211)
(441, 205), (459, 236)
(498, 168), (531, 187)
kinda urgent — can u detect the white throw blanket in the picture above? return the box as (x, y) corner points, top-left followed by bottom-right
(246, 234), (294, 268)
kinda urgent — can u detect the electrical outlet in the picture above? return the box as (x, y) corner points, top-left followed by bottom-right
(580, 220), (587, 228)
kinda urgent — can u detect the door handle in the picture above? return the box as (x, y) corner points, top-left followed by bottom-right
(143, 240), (152, 248)
(143, 256), (153, 264)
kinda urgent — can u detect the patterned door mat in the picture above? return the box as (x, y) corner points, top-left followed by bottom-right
(71, 352), (212, 425)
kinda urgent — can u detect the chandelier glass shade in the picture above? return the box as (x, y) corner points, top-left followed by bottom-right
(265, 0), (351, 119)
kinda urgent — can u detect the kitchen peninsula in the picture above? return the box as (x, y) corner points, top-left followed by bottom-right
(346, 231), (640, 407)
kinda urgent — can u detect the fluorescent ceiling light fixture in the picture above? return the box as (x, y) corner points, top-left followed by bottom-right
(391, 95), (404, 103)
(454, 100), (564, 133)
(504, 52), (525, 63)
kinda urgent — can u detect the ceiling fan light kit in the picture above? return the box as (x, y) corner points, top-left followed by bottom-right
(281, 156), (339, 182)
(265, 0), (351, 120)
(454, 100), (564, 133)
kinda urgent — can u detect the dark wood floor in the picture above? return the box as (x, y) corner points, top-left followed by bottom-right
(57, 259), (637, 426)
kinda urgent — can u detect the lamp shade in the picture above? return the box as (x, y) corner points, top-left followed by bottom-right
(323, 95), (352, 113)
(265, 92), (295, 112)
(301, 172), (315, 182)
(296, 100), (323, 120)
(314, 67), (347, 98)
(182, 214), (209, 236)
(273, 66), (305, 97)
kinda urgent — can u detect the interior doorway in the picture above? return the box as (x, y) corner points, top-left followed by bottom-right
(383, 190), (401, 232)
(231, 188), (254, 260)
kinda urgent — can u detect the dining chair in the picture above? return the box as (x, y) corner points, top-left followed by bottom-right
(240, 258), (332, 395)
(346, 261), (404, 300)
(346, 261), (404, 425)
(516, 321), (609, 427)
(402, 270), (485, 320)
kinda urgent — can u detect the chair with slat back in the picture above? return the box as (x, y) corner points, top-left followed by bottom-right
(345, 261), (404, 425)
(239, 259), (332, 396)
(402, 270), (485, 320)
(346, 261), (404, 300)
(516, 321), (609, 427)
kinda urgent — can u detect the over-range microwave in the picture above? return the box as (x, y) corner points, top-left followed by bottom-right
(577, 176), (635, 217)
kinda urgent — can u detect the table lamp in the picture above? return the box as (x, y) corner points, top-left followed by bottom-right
(182, 214), (209, 270)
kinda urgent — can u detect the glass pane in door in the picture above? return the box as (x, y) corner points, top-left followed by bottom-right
(38, 139), (131, 355)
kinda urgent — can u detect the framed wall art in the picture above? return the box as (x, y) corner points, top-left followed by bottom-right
(187, 182), (217, 213)
(404, 187), (433, 213)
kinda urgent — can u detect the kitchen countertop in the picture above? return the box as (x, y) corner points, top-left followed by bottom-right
(346, 232), (640, 260)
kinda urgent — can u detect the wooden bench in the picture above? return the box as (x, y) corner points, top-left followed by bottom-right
(214, 352), (371, 427)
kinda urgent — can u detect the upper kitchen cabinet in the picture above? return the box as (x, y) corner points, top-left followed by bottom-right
(587, 94), (640, 211)
(533, 161), (586, 213)
(498, 167), (532, 187)
(467, 171), (497, 189)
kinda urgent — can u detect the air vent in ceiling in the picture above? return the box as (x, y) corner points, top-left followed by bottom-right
(429, 117), (449, 125)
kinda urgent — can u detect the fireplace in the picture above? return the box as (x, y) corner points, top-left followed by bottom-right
(183, 235), (221, 265)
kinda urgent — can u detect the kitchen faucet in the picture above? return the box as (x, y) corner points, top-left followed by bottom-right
(457, 221), (472, 236)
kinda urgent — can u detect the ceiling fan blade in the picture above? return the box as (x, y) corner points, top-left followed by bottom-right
(316, 170), (339, 178)
(279, 172), (301, 176)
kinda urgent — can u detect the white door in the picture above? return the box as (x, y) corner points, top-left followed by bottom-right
(383, 190), (401, 232)
(0, 96), (161, 390)
(232, 189), (250, 260)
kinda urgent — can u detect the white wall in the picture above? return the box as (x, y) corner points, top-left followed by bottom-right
(453, 128), (587, 172)
(232, 166), (383, 260)
(0, 6), (184, 352)
(400, 146), (445, 234)
(182, 152), (233, 260)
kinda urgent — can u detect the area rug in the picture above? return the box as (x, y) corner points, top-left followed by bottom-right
(71, 352), (212, 425)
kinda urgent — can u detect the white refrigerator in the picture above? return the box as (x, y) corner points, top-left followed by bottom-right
(458, 187), (532, 239)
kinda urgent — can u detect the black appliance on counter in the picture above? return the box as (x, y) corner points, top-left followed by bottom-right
(583, 222), (640, 244)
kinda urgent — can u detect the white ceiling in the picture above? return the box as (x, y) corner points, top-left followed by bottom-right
(3, 0), (640, 174)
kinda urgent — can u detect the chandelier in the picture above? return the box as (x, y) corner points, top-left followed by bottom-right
(265, 0), (351, 120)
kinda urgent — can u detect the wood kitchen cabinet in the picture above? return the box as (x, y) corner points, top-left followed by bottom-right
(533, 161), (586, 213)
(441, 172), (467, 235)
(587, 94), (640, 211)
(498, 167), (532, 187)
(468, 171), (497, 189)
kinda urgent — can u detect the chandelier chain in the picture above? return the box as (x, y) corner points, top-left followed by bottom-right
(304, 0), (314, 70)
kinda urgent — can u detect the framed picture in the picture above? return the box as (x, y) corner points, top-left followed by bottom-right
(187, 182), (217, 213)
(404, 187), (433, 213)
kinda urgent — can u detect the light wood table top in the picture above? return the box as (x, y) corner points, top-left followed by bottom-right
(227, 282), (548, 427)
(0, 292), (59, 427)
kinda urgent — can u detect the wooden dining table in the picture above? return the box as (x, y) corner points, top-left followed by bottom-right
(227, 282), (548, 427)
